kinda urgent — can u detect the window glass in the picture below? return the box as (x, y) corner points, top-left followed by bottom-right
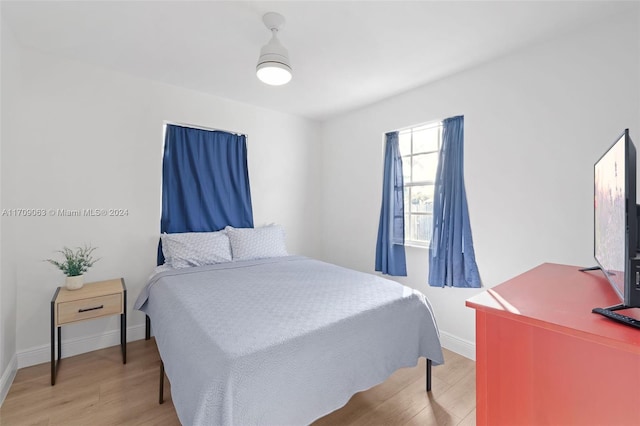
(399, 121), (442, 245)
(412, 126), (439, 153)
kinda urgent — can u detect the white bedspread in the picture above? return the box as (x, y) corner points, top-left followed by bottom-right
(135, 256), (443, 425)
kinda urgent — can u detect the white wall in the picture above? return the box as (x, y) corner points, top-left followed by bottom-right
(0, 14), (20, 401)
(3, 45), (321, 366)
(319, 11), (640, 359)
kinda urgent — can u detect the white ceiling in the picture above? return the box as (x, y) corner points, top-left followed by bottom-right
(1, 1), (634, 121)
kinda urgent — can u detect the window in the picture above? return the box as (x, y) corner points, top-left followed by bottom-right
(398, 121), (443, 246)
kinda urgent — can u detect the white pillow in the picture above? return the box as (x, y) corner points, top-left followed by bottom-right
(161, 231), (232, 268)
(225, 225), (288, 261)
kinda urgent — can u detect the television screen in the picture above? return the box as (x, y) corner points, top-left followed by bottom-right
(594, 133), (628, 301)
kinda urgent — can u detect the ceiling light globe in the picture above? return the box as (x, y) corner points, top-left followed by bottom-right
(256, 62), (292, 86)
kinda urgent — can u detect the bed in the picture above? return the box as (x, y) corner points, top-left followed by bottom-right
(135, 251), (443, 425)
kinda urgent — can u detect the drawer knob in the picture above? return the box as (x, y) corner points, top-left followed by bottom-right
(78, 305), (104, 313)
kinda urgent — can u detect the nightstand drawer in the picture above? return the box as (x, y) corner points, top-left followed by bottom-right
(57, 293), (122, 325)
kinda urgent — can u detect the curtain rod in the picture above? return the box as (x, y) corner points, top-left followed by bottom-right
(386, 119), (443, 135)
(164, 120), (247, 137)
(385, 115), (466, 135)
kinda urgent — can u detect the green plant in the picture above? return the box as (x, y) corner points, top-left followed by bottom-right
(46, 245), (99, 277)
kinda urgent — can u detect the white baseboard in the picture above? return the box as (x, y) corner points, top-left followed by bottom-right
(439, 330), (475, 361)
(13, 324), (471, 372)
(17, 324), (146, 369)
(0, 354), (17, 406)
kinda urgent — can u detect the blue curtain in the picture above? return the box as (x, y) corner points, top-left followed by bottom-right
(159, 124), (253, 264)
(375, 132), (407, 276)
(428, 116), (481, 287)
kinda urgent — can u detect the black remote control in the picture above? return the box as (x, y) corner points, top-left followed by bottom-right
(592, 307), (640, 329)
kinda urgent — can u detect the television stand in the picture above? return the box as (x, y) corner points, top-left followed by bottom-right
(466, 263), (640, 425)
(579, 265), (601, 272)
(579, 265), (617, 277)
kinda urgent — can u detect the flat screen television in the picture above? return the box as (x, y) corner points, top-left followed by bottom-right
(593, 128), (640, 310)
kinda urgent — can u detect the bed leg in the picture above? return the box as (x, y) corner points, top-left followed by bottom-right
(146, 315), (151, 340)
(159, 360), (165, 404)
(426, 358), (432, 392)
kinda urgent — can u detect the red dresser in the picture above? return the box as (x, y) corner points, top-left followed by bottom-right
(466, 263), (640, 426)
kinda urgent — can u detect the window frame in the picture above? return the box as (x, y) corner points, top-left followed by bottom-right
(399, 121), (443, 248)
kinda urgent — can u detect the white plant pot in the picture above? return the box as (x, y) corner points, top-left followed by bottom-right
(65, 275), (84, 290)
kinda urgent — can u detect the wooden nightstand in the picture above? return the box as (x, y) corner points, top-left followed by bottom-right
(50, 278), (126, 385)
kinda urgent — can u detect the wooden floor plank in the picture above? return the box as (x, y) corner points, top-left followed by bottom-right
(0, 339), (475, 425)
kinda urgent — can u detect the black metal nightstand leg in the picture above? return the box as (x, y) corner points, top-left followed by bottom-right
(51, 308), (55, 386)
(122, 284), (127, 364)
(51, 327), (61, 386)
(121, 312), (127, 364)
(51, 287), (61, 386)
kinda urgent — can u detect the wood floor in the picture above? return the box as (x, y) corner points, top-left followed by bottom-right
(0, 339), (475, 425)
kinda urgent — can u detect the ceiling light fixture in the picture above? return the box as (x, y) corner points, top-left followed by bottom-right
(256, 12), (292, 86)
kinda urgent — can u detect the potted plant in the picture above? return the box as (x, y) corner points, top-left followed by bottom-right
(46, 245), (99, 290)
